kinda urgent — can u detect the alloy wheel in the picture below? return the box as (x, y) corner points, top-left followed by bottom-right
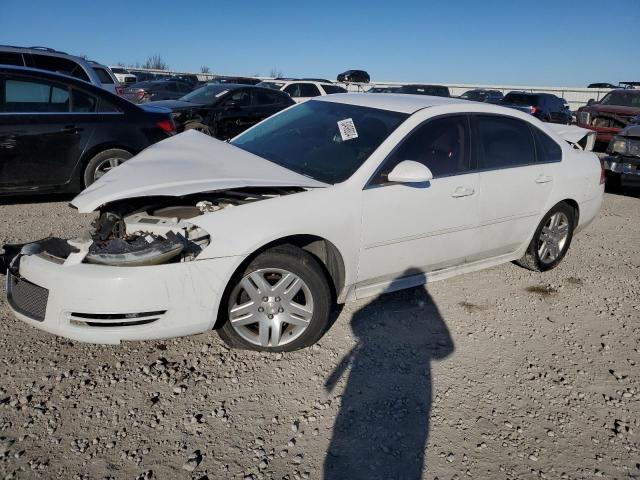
(228, 268), (314, 348)
(94, 157), (125, 181)
(538, 212), (570, 263)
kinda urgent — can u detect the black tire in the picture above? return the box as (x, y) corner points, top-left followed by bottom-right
(515, 202), (575, 272)
(184, 121), (212, 136)
(83, 149), (132, 187)
(217, 245), (332, 352)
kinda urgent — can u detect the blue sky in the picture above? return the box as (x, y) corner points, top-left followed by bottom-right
(2, 0), (639, 87)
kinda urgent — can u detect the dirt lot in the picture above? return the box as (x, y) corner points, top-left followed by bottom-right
(0, 192), (638, 480)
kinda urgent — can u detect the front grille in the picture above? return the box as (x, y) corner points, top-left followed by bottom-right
(7, 273), (49, 322)
(69, 310), (166, 328)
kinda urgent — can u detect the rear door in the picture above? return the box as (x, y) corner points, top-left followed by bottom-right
(0, 74), (95, 190)
(250, 89), (288, 123)
(470, 114), (556, 260)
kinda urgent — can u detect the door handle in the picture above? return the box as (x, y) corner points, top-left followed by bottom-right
(61, 125), (83, 134)
(535, 175), (553, 184)
(451, 186), (475, 198)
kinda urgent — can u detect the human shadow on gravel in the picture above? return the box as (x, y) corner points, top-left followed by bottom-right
(324, 272), (454, 480)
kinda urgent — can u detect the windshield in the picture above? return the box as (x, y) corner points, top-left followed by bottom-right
(180, 84), (232, 104)
(231, 100), (408, 184)
(599, 91), (640, 108)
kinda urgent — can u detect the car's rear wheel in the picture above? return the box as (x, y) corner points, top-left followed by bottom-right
(83, 149), (132, 187)
(217, 245), (331, 352)
(516, 202), (575, 272)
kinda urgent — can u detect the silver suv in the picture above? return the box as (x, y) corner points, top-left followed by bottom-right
(0, 45), (120, 95)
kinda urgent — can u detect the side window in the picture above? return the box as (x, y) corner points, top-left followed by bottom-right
(298, 83), (321, 97)
(97, 98), (121, 113)
(1, 78), (69, 112)
(93, 67), (114, 84)
(532, 126), (562, 163)
(374, 115), (470, 183)
(0, 52), (25, 66)
(71, 89), (97, 112)
(474, 115), (536, 169)
(223, 90), (250, 107)
(283, 83), (302, 97)
(253, 89), (278, 105)
(32, 54), (90, 81)
(177, 82), (191, 93)
(322, 84), (347, 94)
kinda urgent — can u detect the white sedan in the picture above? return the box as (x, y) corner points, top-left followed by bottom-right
(2, 94), (604, 351)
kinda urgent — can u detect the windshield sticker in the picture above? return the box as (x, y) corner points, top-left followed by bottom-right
(337, 118), (358, 141)
(215, 90), (229, 97)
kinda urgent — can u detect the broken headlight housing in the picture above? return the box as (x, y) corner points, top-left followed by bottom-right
(577, 111), (591, 125)
(608, 137), (640, 157)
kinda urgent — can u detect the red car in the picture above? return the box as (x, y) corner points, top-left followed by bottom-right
(576, 89), (640, 145)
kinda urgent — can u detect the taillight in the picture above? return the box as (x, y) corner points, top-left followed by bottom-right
(157, 119), (176, 135)
(136, 90), (145, 99)
(599, 160), (606, 185)
(531, 106), (538, 115)
(116, 85), (124, 96)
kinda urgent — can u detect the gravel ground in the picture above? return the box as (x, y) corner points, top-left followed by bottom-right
(0, 192), (638, 480)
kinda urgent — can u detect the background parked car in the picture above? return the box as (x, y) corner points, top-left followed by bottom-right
(501, 92), (572, 124)
(145, 84), (294, 139)
(576, 89), (640, 146)
(588, 83), (617, 89)
(0, 45), (119, 95)
(602, 124), (640, 191)
(257, 79), (347, 103)
(337, 70), (370, 83)
(123, 79), (195, 104)
(459, 89), (503, 103)
(0, 66), (176, 193)
(109, 66), (137, 85)
(396, 84), (450, 97)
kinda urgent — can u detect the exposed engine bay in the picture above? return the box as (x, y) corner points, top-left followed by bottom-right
(0, 187), (302, 272)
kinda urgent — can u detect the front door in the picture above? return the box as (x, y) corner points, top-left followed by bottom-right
(357, 115), (480, 296)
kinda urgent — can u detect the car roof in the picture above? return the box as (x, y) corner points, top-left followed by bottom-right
(314, 93), (469, 113)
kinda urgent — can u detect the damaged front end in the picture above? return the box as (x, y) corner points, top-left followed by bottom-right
(1, 187), (301, 273)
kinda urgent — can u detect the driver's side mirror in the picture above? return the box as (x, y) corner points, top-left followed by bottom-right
(587, 98), (596, 106)
(387, 160), (433, 184)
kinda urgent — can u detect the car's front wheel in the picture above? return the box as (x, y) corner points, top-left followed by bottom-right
(217, 245), (331, 352)
(516, 202), (575, 272)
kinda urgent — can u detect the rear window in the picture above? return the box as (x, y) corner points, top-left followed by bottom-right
(93, 67), (114, 84)
(257, 81), (285, 90)
(504, 93), (539, 105)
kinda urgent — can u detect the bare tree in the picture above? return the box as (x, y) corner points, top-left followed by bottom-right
(142, 54), (168, 70)
(200, 66), (211, 74)
(269, 67), (283, 78)
(116, 62), (125, 67)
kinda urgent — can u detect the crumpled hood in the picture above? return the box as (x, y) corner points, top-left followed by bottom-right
(71, 130), (327, 213)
